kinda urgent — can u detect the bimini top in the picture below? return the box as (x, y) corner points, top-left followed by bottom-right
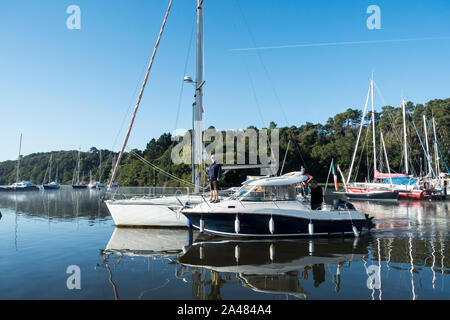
(242, 171), (308, 187)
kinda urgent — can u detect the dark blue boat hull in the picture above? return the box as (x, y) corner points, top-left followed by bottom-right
(43, 184), (60, 190)
(182, 212), (372, 238)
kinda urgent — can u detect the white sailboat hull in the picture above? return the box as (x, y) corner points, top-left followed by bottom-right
(104, 195), (203, 227)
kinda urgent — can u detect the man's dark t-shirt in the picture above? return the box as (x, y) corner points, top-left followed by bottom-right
(209, 162), (222, 181)
(310, 185), (323, 210)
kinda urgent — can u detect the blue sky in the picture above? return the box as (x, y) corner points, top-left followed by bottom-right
(0, 0), (449, 161)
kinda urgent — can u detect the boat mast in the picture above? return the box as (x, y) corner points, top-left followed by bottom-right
(108, 0), (174, 189)
(432, 117), (440, 180)
(193, 0), (204, 194)
(77, 149), (81, 184)
(402, 98), (409, 174)
(346, 84), (371, 184)
(423, 115), (432, 177)
(48, 154), (53, 184)
(99, 150), (103, 184)
(371, 79), (377, 180)
(16, 133), (22, 184)
(380, 131), (393, 186)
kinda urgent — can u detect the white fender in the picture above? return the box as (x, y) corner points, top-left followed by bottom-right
(308, 221), (314, 235)
(235, 215), (240, 234)
(199, 246), (204, 260)
(235, 245), (240, 262)
(269, 217), (275, 234)
(352, 225), (360, 237)
(199, 218), (204, 233)
(269, 243), (275, 262)
(309, 240), (314, 256)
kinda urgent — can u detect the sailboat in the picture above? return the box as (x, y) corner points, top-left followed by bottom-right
(104, 0), (210, 227)
(42, 155), (60, 190)
(89, 151), (105, 189)
(0, 134), (39, 192)
(344, 80), (433, 200)
(72, 149), (87, 189)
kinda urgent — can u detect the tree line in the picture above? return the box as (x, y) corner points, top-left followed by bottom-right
(0, 98), (448, 188)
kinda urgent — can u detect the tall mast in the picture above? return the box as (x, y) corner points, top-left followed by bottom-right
(99, 150), (103, 183)
(77, 149), (81, 184)
(347, 84), (371, 184)
(402, 98), (409, 174)
(371, 79), (377, 179)
(432, 117), (440, 179)
(381, 131), (393, 186)
(48, 154), (53, 184)
(16, 133), (22, 184)
(193, 0), (204, 194)
(423, 115), (431, 177)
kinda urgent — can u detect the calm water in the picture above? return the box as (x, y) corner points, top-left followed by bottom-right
(0, 186), (448, 300)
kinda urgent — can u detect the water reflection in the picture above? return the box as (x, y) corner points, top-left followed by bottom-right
(0, 186), (110, 222)
(352, 200), (449, 238)
(0, 188), (449, 299)
(178, 236), (367, 299)
(98, 228), (191, 300)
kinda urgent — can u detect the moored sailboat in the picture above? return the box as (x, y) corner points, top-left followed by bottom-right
(72, 149), (87, 189)
(42, 155), (60, 190)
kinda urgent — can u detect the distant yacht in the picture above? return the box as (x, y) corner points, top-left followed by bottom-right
(72, 149), (87, 189)
(89, 151), (105, 189)
(0, 134), (39, 192)
(42, 155), (60, 190)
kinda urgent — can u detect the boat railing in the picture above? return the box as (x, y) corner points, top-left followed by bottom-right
(103, 186), (191, 200)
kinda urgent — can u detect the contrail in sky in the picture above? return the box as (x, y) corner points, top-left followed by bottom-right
(230, 36), (450, 52)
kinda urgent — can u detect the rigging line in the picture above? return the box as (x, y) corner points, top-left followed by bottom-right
(165, 12), (196, 186)
(225, 0), (265, 127)
(427, 120), (450, 175)
(373, 83), (404, 147)
(233, 0), (289, 126)
(127, 148), (195, 187)
(109, 0), (174, 188)
(174, 9), (197, 131)
(353, 124), (371, 182)
(409, 113), (436, 178)
(111, 56), (151, 153)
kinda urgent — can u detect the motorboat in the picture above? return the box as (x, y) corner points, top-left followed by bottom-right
(180, 172), (374, 238)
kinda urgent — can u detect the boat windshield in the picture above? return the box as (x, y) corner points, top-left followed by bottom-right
(235, 184), (296, 201)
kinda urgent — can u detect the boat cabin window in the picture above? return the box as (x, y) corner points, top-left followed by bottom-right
(237, 184), (296, 201)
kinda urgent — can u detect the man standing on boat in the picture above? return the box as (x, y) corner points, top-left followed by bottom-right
(209, 155), (222, 203)
(309, 179), (323, 210)
(300, 166), (314, 196)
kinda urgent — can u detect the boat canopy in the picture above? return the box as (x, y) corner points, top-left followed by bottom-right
(379, 177), (417, 186)
(243, 172), (308, 187)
